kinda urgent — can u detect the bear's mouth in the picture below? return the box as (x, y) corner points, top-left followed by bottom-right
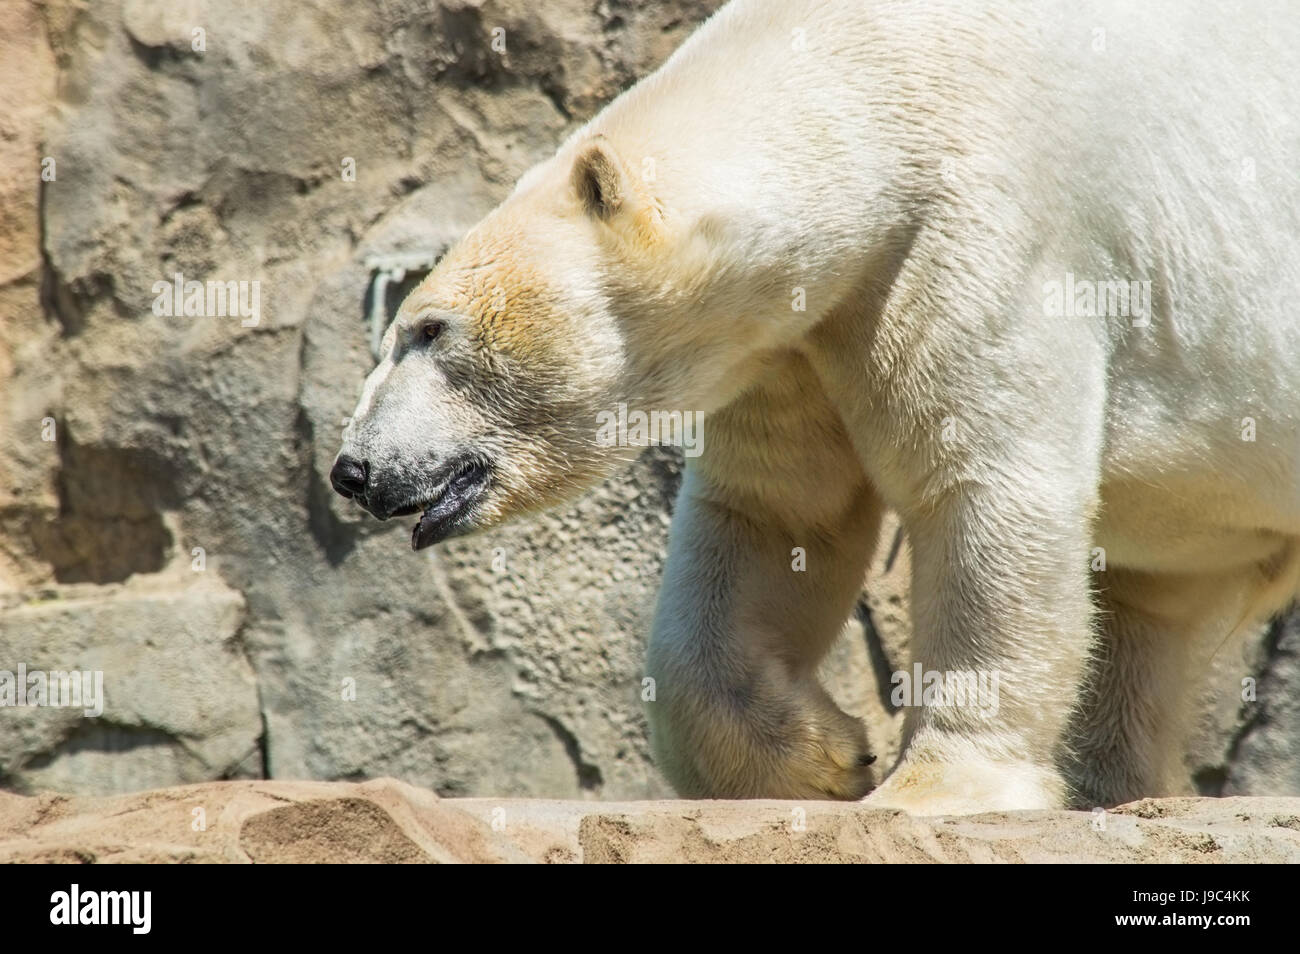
(405, 456), (492, 551)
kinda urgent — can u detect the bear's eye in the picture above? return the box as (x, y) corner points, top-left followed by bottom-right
(418, 319), (445, 344)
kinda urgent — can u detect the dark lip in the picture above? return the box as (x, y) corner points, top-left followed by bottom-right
(410, 457), (491, 551)
(369, 457), (485, 519)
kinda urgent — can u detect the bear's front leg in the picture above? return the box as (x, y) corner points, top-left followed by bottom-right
(801, 260), (1109, 814)
(865, 485), (1099, 814)
(644, 352), (884, 799)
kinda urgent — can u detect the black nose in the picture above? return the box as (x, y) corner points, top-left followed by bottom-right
(330, 455), (368, 499)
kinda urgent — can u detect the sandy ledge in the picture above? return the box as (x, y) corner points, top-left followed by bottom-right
(2, 779), (1299, 863)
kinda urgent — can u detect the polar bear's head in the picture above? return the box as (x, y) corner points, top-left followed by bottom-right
(332, 137), (765, 550)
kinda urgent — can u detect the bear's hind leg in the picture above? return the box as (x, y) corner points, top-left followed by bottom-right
(1067, 560), (1293, 806)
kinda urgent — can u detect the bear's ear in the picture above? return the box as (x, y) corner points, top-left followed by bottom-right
(571, 138), (628, 221)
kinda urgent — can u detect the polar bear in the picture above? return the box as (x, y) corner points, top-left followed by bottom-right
(332, 0), (1300, 813)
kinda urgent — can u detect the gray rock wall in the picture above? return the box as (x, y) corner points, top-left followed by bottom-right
(0, 0), (729, 800)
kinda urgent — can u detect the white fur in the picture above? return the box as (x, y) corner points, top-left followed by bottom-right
(605, 0), (1300, 811)
(344, 0), (1300, 812)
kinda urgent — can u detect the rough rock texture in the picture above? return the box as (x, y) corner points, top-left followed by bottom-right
(1223, 614), (1300, 795)
(0, 0), (729, 800)
(0, 569), (260, 793)
(3, 779), (1299, 863)
(0, 0), (1296, 803)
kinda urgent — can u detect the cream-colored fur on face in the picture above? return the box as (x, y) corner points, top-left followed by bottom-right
(341, 0), (1300, 813)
